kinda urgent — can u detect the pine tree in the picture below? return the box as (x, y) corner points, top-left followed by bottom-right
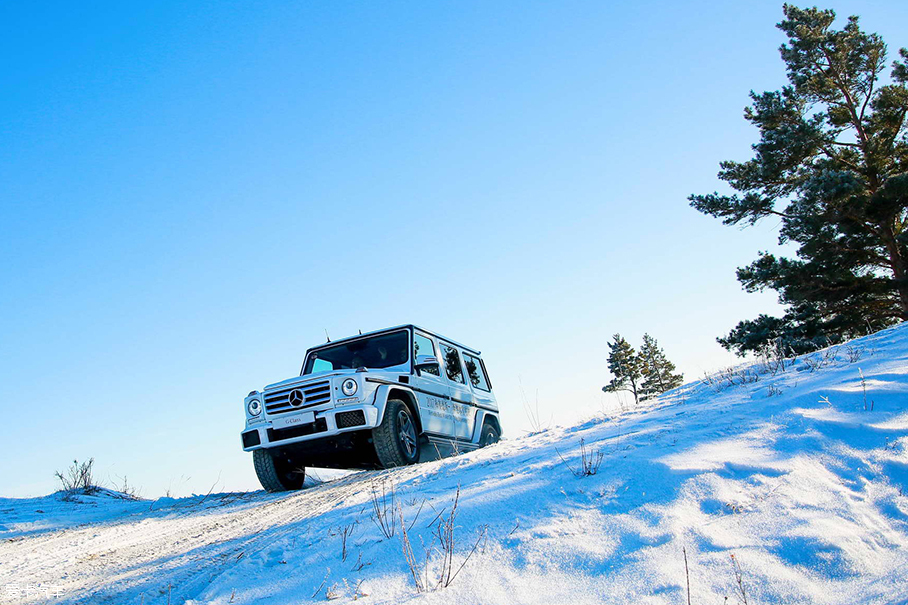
(690, 6), (908, 355)
(603, 334), (644, 405)
(639, 334), (684, 398)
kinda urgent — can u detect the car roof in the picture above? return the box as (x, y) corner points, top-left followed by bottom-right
(307, 324), (482, 355)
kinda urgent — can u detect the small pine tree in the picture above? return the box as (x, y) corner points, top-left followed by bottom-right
(639, 334), (684, 398)
(603, 334), (644, 405)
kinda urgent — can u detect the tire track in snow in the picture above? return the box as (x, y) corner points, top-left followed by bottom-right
(0, 471), (378, 604)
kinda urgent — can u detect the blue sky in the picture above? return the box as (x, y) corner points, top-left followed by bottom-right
(2, 0), (906, 497)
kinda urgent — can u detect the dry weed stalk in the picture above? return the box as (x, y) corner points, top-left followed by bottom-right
(114, 474), (140, 500)
(845, 344), (865, 363)
(520, 377), (549, 434)
(339, 522), (356, 561)
(311, 569), (330, 599)
(55, 458), (99, 496)
(556, 438), (604, 477)
(398, 485), (487, 593)
(730, 554), (749, 605)
(859, 369), (874, 411)
(682, 546), (692, 605)
(326, 582), (342, 600)
(369, 478), (397, 539)
(351, 552), (372, 572)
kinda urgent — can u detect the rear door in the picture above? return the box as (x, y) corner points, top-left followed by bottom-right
(463, 351), (497, 411)
(438, 341), (478, 440)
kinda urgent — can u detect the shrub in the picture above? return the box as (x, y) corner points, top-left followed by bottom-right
(55, 458), (100, 496)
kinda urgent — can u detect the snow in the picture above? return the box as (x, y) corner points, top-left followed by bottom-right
(2, 324), (908, 604)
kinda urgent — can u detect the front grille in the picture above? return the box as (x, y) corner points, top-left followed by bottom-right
(336, 410), (366, 429)
(264, 380), (332, 415)
(267, 418), (328, 442)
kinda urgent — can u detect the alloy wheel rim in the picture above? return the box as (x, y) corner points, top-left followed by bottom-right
(398, 410), (417, 458)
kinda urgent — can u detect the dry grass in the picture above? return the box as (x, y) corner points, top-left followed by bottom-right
(55, 458), (100, 497)
(520, 377), (550, 434)
(339, 522), (357, 562)
(859, 368), (874, 411)
(705, 334), (877, 398)
(845, 344), (866, 363)
(556, 438), (604, 478)
(369, 478), (397, 539)
(730, 554), (749, 605)
(683, 546), (692, 605)
(113, 474), (141, 500)
(398, 485), (487, 593)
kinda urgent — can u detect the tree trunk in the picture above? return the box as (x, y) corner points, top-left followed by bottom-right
(881, 223), (908, 319)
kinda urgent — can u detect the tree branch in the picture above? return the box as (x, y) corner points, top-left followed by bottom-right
(817, 143), (864, 173)
(817, 45), (869, 146)
(766, 208), (795, 220)
(858, 65), (878, 122)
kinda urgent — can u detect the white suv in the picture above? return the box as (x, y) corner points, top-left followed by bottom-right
(241, 325), (502, 491)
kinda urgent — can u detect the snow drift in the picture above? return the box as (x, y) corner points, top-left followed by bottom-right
(2, 324), (908, 604)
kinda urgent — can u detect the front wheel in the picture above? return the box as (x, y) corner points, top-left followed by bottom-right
(253, 449), (306, 492)
(373, 399), (420, 468)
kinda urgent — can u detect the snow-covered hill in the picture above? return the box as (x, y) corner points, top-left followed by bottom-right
(3, 325), (908, 605)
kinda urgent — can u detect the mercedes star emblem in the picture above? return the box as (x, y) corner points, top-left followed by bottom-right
(288, 389), (304, 407)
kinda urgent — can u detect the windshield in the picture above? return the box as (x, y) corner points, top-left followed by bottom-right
(302, 330), (410, 375)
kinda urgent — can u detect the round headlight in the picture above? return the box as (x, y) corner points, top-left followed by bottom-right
(247, 399), (262, 416)
(341, 378), (358, 397)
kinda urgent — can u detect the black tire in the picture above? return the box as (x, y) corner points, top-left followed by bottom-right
(253, 449), (306, 492)
(480, 421), (500, 447)
(373, 399), (420, 468)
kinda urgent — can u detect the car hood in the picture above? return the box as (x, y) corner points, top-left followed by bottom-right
(263, 370), (352, 391)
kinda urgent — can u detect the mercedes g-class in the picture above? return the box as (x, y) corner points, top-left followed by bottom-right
(240, 325), (502, 491)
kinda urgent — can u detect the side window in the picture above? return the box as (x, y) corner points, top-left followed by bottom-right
(464, 353), (490, 392)
(413, 333), (440, 377)
(440, 344), (465, 384)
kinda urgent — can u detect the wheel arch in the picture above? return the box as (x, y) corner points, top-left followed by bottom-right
(478, 410), (502, 439)
(378, 386), (423, 435)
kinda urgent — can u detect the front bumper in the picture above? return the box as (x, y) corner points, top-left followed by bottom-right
(240, 404), (380, 451)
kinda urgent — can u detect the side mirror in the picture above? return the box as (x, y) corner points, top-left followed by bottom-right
(415, 355), (440, 370)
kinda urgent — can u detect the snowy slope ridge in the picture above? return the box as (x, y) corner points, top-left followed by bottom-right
(3, 326), (908, 605)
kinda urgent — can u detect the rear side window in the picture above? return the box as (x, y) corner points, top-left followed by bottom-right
(464, 353), (490, 392)
(440, 344), (465, 384)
